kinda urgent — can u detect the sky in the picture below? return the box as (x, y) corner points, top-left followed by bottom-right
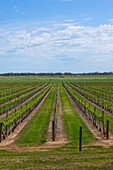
(0, 0), (113, 73)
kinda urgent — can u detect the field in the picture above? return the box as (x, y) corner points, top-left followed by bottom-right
(0, 75), (113, 169)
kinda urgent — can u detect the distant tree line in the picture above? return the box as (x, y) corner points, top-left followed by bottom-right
(0, 72), (113, 76)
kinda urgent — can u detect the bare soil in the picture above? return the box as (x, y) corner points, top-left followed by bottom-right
(55, 85), (69, 143)
(46, 85), (68, 144)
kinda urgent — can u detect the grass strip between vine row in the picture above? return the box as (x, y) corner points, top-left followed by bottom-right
(59, 83), (96, 145)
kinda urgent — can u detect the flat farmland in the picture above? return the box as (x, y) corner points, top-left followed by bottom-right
(0, 76), (113, 169)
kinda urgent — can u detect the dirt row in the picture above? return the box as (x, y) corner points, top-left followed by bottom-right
(55, 85), (68, 143)
(45, 85), (69, 145)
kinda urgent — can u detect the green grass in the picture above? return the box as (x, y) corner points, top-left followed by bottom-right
(0, 75), (113, 83)
(0, 78), (113, 169)
(0, 147), (113, 169)
(16, 84), (57, 146)
(59, 83), (96, 145)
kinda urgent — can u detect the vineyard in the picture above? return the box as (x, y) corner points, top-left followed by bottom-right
(0, 76), (113, 169)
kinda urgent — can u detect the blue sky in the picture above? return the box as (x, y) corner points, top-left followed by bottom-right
(0, 0), (113, 73)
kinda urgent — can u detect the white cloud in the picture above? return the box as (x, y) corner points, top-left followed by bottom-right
(0, 23), (113, 67)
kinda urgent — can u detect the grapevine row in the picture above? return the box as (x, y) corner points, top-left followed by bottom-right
(0, 83), (43, 105)
(0, 83), (48, 116)
(72, 82), (113, 102)
(0, 83), (53, 141)
(68, 83), (113, 113)
(0, 82), (37, 98)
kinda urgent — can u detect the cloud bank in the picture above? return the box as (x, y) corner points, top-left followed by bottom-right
(0, 22), (113, 72)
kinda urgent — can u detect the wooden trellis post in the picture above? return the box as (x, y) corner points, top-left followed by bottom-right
(79, 127), (82, 151)
(0, 123), (3, 143)
(102, 111), (105, 135)
(52, 121), (55, 141)
(106, 120), (109, 139)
